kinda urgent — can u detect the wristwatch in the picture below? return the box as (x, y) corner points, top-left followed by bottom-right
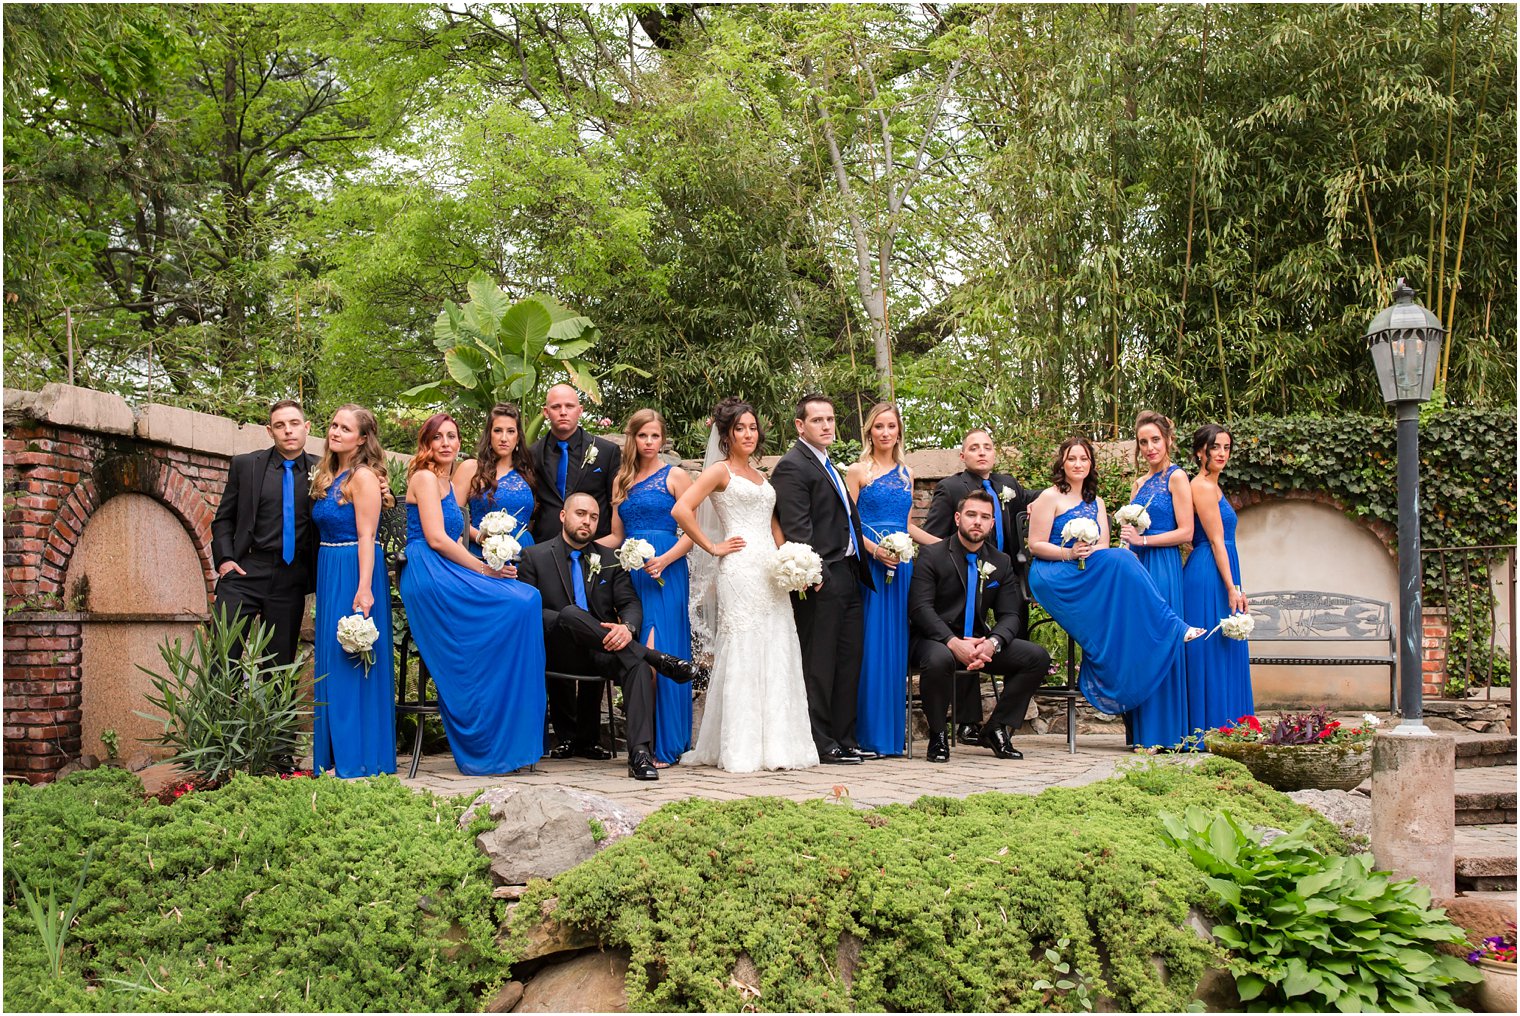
(987, 635), (1002, 654)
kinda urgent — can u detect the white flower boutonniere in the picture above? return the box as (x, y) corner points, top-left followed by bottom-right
(998, 485), (1015, 505)
(975, 559), (996, 598)
(582, 443), (599, 468)
(586, 556), (603, 580)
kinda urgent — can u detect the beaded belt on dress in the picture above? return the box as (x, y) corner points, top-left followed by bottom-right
(320, 540), (360, 547)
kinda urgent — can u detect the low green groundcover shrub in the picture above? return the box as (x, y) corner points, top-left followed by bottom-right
(506, 757), (1350, 1013)
(3, 768), (506, 1012)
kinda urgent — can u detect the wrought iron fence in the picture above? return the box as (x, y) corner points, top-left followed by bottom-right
(1421, 544), (1515, 708)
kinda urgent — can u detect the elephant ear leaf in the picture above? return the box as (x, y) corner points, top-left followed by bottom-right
(465, 271), (510, 334)
(563, 358), (601, 402)
(445, 346), (486, 389)
(398, 380), (445, 404)
(500, 299), (553, 361)
(433, 301), (464, 352)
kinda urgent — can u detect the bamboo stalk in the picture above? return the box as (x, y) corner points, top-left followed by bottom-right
(1442, 24), (1497, 384)
(1433, 8), (1461, 325)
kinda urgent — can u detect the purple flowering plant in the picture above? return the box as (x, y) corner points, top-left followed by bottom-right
(1467, 921), (1516, 965)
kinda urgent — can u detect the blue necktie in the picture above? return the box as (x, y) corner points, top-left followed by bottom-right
(822, 456), (857, 556)
(981, 478), (1004, 552)
(963, 553), (979, 638)
(568, 549), (589, 610)
(281, 459), (296, 564)
(556, 440), (570, 499)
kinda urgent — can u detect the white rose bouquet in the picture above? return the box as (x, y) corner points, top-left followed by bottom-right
(481, 533), (523, 571)
(771, 542), (824, 599)
(1113, 502), (1152, 535)
(1060, 517), (1102, 570)
(477, 509), (522, 539)
(616, 537), (661, 586)
(877, 531), (917, 584)
(1204, 612), (1256, 641)
(336, 613), (380, 676)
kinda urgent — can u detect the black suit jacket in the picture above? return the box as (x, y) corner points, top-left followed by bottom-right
(517, 535), (642, 637)
(528, 428), (622, 543)
(923, 469), (1037, 550)
(211, 446), (319, 591)
(770, 440), (874, 590)
(908, 535), (1025, 646)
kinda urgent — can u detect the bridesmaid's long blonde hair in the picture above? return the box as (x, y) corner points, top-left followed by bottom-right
(855, 402), (909, 480)
(614, 408), (667, 504)
(311, 403), (395, 508)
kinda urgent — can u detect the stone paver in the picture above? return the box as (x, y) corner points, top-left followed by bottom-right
(398, 733), (1137, 814)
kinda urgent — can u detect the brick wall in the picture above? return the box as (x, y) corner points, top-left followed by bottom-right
(1422, 606), (1450, 698)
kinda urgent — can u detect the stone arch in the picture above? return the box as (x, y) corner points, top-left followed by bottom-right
(1230, 487), (1396, 555)
(44, 452), (217, 608)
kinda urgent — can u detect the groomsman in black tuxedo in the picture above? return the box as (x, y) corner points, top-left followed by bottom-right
(528, 384), (621, 544)
(908, 489), (1049, 763)
(771, 394), (875, 765)
(922, 428), (1038, 746)
(518, 493), (707, 781)
(211, 399), (318, 667)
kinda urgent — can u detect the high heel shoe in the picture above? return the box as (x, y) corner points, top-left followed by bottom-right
(1183, 626), (1206, 642)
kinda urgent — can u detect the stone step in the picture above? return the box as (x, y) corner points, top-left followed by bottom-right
(1455, 765), (1518, 825)
(1454, 732), (1516, 769)
(1455, 824), (1517, 892)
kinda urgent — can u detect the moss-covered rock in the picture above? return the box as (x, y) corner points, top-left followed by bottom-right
(505, 756), (1347, 1013)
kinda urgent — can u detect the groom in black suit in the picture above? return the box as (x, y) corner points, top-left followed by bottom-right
(908, 489), (1049, 763)
(771, 394), (875, 765)
(528, 384), (621, 543)
(210, 399), (318, 667)
(922, 427), (1039, 746)
(517, 493), (707, 781)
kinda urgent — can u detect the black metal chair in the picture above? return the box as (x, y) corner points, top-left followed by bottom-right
(545, 670), (620, 759)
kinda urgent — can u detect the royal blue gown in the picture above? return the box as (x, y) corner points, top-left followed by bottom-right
(398, 489), (547, 775)
(856, 467), (913, 756)
(1183, 491), (1254, 733)
(311, 471), (396, 778)
(466, 469), (536, 558)
(1029, 499), (1191, 716)
(1127, 466), (1190, 748)
(618, 465), (693, 765)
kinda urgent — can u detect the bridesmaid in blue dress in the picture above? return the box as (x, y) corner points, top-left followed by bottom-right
(1027, 436), (1205, 717)
(452, 404), (536, 558)
(846, 402), (939, 757)
(398, 412), (547, 776)
(310, 404), (396, 778)
(602, 409), (694, 767)
(1182, 424), (1254, 733)
(1119, 411), (1195, 749)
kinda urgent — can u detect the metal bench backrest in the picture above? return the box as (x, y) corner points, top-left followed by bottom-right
(1247, 590), (1393, 643)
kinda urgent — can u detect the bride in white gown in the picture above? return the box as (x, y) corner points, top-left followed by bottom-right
(671, 398), (819, 772)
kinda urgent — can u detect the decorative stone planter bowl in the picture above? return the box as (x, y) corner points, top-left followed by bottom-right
(1476, 958), (1516, 1013)
(1203, 737), (1373, 792)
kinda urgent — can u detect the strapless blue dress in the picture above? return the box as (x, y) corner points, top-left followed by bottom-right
(466, 469), (536, 558)
(311, 471), (396, 777)
(1029, 499), (1190, 715)
(1183, 492), (1254, 732)
(1127, 466), (1190, 748)
(856, 467), (913, 756)
(398, 489), (547, 775)
(618, 465), (692, 764)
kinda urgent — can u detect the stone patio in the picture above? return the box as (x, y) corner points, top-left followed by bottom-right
(398, 732), (1139, 815)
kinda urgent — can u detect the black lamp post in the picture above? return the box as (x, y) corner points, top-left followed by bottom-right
(1365, 278), (1444, 732)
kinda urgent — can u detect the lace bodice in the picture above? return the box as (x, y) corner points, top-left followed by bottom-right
(857, 467), (912, 542)
(312, 471), (358, 542)
(711, 472), (777, 542)
(1053, 498), (1100, 546)
(406, 489), (465, 544)
(1134, 465), (1181, 534)
(710, 473), (787, 636)
(467, 469), (534, 530)
(619, 465), (677, 535)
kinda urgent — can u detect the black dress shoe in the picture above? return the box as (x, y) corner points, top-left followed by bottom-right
(627, 750), (659, 781)
(927, 732), (950, 763)
(956, 723), (982, 746)
(977, 725), (1023, 760)
(548, 741), (576, 760)
(650, 651), (710, 687)
(574, 744), (613, 761)
(851, 747), (880, 761)
(819, 746), (863, 765)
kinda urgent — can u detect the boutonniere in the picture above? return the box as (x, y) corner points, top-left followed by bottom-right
(582, 443), (599, 468)
(586, 556), (603, 580)
(975, 559), (996, 597)
(997, 485), (1015, 505)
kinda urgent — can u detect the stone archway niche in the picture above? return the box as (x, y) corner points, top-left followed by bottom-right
(1233, 498), (1399, 710)
(63, 493), (208, 762)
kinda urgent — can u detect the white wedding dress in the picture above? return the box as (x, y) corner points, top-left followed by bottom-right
(682, 471), (819, 772)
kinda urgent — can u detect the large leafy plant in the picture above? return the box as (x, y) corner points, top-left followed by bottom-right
(135, 607), (312, 785)
(401, 271), (635, 442)
(1161, 806), (1481, 1012)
